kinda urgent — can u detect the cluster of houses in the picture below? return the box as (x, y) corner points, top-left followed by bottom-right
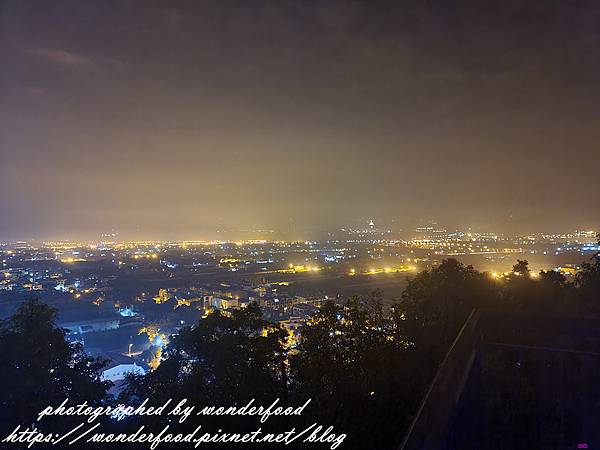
(38, 281), (327, 395)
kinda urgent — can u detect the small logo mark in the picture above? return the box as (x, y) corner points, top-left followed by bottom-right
(578, 444), (588, 449)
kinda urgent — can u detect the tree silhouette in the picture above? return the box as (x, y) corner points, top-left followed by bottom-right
(512, 259), (531, 276)
(290, 294), (429, 449)
(122, 303), (290, 405)
(399, 258), (498, 349)
(574, 233), (600, 313)
(0, 298), (110, 431)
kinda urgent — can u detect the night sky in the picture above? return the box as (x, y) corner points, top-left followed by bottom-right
(1, 1), (599, 240)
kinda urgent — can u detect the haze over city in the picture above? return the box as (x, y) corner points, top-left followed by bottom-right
(2, 0), (599, 240)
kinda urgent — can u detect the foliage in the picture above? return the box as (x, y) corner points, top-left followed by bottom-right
(399, 259), (498, 350)
(289, 295), (424, 448)
(121, 303), (290, 405)
(574, 233), (600, 313)
(0, 298), (110, 430)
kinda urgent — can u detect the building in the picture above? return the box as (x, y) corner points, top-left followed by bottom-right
(60, 317), (120, 335)
(100, 353), (147, 383)
(212, 297), (239, 310)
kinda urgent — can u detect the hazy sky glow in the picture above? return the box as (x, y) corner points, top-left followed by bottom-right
(1, 1), (599, 240)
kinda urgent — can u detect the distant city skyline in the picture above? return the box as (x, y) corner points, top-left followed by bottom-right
(0, 220), (597, 244)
